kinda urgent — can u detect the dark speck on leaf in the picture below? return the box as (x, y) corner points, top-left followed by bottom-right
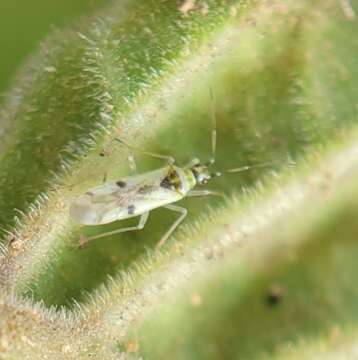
(265, 285), (284, 306)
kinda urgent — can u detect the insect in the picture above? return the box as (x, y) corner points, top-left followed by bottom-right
(70, 94), (275, 249)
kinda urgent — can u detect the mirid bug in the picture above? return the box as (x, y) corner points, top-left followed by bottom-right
(70, 93), (276, 248)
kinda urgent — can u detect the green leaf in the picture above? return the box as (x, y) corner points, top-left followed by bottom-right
(0, 0), (357, 358)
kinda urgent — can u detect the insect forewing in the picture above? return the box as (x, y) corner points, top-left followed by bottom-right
(70, 167), (185, 225)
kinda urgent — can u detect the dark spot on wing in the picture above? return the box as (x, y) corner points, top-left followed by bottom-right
(116, 180), (127, 188)
(128, 205), (136, 214)
(138, 184), (154, 194)
(85, 191), (94, 196)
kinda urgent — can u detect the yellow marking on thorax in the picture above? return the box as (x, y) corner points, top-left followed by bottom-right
(182, 168), (196, 192)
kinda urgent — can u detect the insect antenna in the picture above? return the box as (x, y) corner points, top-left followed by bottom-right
(205, 162), (277, 181)
(207, 86), (217, 166)
(223, 159), (295, 174)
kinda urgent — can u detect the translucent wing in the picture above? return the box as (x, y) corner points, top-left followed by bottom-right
(69, 167), (184, 225)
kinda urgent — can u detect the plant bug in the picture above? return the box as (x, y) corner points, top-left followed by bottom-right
(70, 92), (277, 248)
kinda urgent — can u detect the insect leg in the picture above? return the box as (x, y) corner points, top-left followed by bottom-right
(187, 189), (225, 198)
(78, 212), (150, 247)
(156, 205), (187, 249)
(115, 138), (175, 165)
(127, 155), (137, 173)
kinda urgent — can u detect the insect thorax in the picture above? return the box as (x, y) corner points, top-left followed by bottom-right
(160, 165), (196, 194)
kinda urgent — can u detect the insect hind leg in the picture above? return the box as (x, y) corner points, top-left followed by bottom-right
(115, 138), (175, 165)
(78, 212), (150, 248)
(156, 205), (187, 249)
(127, 155), (137, 173)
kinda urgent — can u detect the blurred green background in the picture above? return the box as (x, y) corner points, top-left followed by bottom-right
(0, 0), (107, 100)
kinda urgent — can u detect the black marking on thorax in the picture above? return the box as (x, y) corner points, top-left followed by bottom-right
(160, 168), (182, 191)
